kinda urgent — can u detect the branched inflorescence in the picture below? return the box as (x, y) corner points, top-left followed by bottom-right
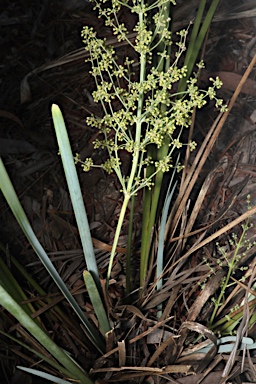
(78, 0), (226, 197)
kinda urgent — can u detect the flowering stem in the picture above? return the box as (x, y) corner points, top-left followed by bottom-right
(107, 193), (130, 284)
(107, 9), (146, 286)
(82, 0), (226, 291)
(209, 219), (249, 326)
(126, 195), (135, 295)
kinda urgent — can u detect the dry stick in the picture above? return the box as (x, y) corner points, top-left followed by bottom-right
(166, 108), (223, 240)
(167, 53), (256, 252)
(169, 203), (256, 274)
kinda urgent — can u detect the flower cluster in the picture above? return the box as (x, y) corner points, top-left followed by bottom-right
(79, 0), (227, 196)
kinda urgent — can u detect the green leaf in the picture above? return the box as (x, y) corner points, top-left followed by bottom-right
(83, 270), (111, 335)
(0, 285), (93, 384)
(0, 330), (74, 378)
(0, 257), (37, 320)
(156, 180), (177, 292)
(17, 367), (75, 384)
(0, 157), (104, 353)
(51, 104), (99, 284)
(178, 0), (220, 92)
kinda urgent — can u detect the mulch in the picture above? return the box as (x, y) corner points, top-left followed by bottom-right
(1, 0), (256, 383)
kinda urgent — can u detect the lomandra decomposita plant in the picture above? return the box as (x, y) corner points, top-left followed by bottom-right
(77, 0), (226, 287)
(0, 1), (228, 382)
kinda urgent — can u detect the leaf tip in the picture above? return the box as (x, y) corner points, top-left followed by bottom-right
(51, 103), (60, 115)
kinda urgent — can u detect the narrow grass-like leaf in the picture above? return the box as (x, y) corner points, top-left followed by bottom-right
(0, 330), (75, 378)
(140, 0), (220, 286)
(178, 0), (220, 92)
(0, 257), (37, 319)
(0, 157), (104, 353)
(83, 270), (111, 335)
(156, 178), (177, 318)
(51, 104), (99, 284)
(0, 243), (79, 332)
(195, 336), (256, 354)
(0, 285), (94, 384)
(156, 180), (177, 292)
(17, 367), (75, 384)
(183, 0), (206, 68)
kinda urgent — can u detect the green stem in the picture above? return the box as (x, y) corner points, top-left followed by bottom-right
(107, 8), (147, 285)
(126, 195), (135, 296)
(107, 193), (130, 283)
(209, 219), (249, 326)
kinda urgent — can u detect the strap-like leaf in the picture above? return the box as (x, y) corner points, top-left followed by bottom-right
(0, 157), (104, 353)
(83, 270), (111, 335)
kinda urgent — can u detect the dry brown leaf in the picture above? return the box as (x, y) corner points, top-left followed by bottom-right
(118, 340), (126, 367)
(177, 370), (223, 384)
(187, 269), (226, 322)
(167, 54), (256, 245)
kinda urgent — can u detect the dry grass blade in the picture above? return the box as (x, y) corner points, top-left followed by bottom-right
(117, 305), (148, 321)
(90, 364), (194, 381)
(166, 53), (256, 258)
(214, 9), (256, 22)
(179, 203), (256, 265)
(166, 111), (223, 240)
(159, 284), (181, 322)
(196, 355), (223, 383)
(176, 321), (218, 368)
(143, 291), (174, 309)
(117, 341), (126, 367)
(180, 164), (223, 250)
(99, 317), (173, 360)
(187, 269), (226, 322)
(147, 334), (177, 367)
